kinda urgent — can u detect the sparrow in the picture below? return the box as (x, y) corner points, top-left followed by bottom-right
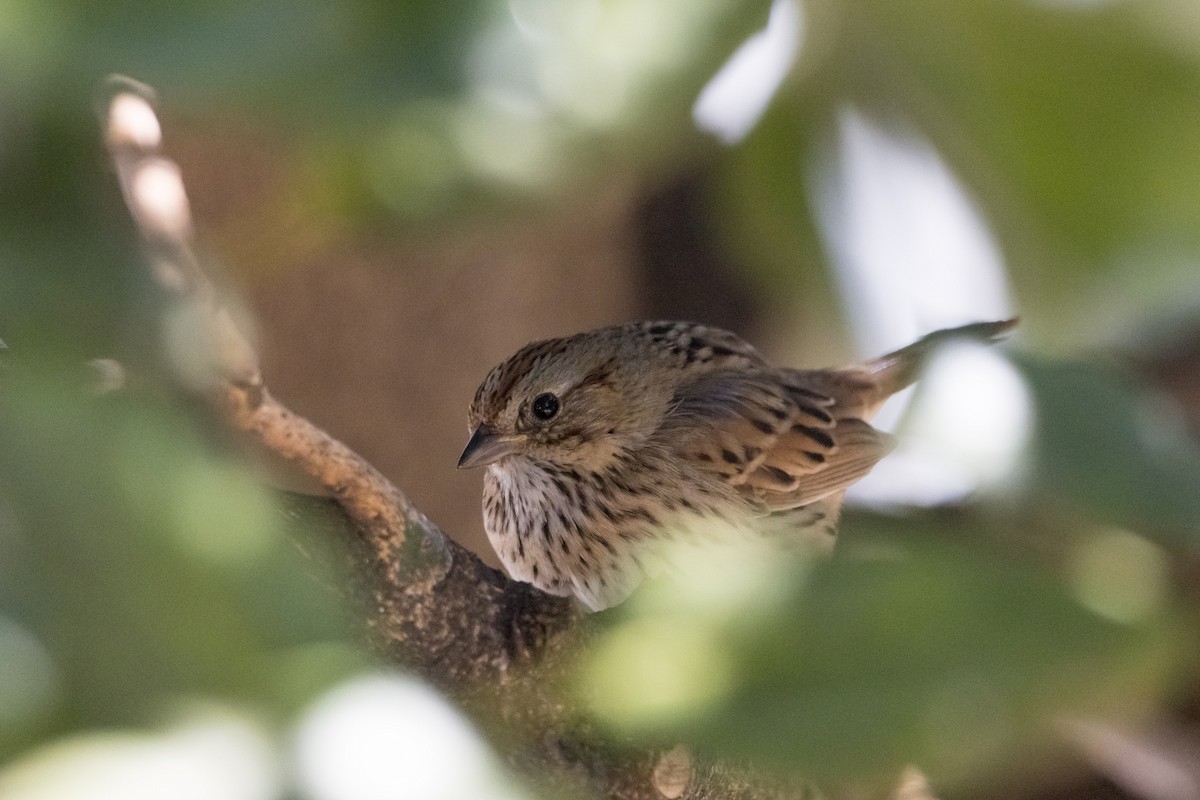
(460, 319), (1015, 610)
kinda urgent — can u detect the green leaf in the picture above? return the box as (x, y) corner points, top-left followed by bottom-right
(578, 536), (1187, 789)
(1016, 354), (1200, 540)
(0, 366), (362, 755)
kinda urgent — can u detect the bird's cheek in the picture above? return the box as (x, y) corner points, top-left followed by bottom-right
(548, 434), (586, 457)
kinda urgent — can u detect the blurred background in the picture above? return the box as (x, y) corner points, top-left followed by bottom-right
(3, 0), (1200, 798)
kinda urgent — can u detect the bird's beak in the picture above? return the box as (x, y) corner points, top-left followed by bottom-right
(457, 424), (519, 469)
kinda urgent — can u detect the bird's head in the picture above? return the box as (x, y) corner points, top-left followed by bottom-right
(459, 330), (673, 471)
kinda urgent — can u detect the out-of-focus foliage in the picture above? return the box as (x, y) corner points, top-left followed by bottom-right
(0, 362), (362, 746)
(581, 531), (1184, 789)
(3, 0), (1200, 798)
(578, 350), (1200, 792)
(1019, 355), (1200, 537)
(581, 353), (1200, 790)
(7, 0), (1200, 328)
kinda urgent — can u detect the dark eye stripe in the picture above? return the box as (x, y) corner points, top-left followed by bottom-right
(571, 359), (618, 391)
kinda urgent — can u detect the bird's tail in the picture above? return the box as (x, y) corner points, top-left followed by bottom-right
(861, 318), (1018, 400)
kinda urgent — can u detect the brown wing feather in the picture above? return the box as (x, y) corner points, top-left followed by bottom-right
(660, 319), (1015, 512)
(746, 418), (895, 509)
(663, 369), (894, 511)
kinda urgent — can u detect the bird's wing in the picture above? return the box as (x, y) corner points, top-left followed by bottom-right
(660, 368), (896, 511)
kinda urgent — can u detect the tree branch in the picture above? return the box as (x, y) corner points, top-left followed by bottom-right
(104, 74), (578, 672)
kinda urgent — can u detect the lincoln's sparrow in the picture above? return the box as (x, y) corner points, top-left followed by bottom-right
(460, 319), (1015, 610)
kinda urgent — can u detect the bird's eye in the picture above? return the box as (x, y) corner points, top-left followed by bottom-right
(532, 392), (560, 421)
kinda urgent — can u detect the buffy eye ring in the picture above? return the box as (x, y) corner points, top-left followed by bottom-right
(532, 393), (560, 421)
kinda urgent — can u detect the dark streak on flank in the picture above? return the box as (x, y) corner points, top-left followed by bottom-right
(789, 384), (831, 401)
(793, 424), (835, 448)
(763, 465), (794, 485)
(797, 403), (834, 424)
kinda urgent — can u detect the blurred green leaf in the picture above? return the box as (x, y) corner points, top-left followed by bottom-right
(848, 0), (1200, 255)
(1017, 354), (1200, 539)
(579, 536), (1187, 789)
(0, 365), (363, 758)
